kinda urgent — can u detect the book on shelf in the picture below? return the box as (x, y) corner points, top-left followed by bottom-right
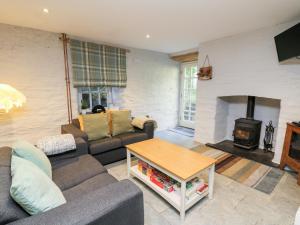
(197, 183), (208, 194)
(137, 159), (209, 196)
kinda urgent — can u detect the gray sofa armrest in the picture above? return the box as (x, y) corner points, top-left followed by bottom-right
(74, 137), (88, 156)
(134, 121), (155, 139)
(9, 180), (144, 225)
(61, 123), (88, 142)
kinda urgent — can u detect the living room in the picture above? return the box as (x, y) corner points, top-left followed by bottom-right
(1, 1), (300, 225)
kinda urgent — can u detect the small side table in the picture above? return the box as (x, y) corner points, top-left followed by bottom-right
(279, 123), (300, 185)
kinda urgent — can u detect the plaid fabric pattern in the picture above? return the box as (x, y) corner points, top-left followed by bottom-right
(70, 39), (127, 87)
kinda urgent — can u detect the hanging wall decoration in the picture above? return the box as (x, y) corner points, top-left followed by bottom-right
(197, 55), (212, 80)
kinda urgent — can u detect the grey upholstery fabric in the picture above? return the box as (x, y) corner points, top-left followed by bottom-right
(61, 123), (88, 142)
(49, 137), (88, 164)
(52, 155), (107, 191)
(74, 137), (89, 155)
(116, 132), (148, 146)
(61, 119), (155, 164)
(0, 147), (28, 224)
(72, 119), (81, 129)
(133, 121), (155, 139)
(143, 121), (155, 139)
(63, 173), (117, 201)
(1, 145), (144, 225)
(0, 146), (12, 167)
(89, 137), (122, 155)
(94, 147), (126, 165)
(9, 180), (144, 225)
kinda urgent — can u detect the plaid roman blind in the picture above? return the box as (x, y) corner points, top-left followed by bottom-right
(70, 39), (127, 87)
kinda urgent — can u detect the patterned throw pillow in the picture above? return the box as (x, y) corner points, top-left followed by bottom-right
(10, 155), (66, 215)
(36, 134), (76, 156)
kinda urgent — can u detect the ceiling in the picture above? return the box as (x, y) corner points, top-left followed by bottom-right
(0, 0), (299, 53)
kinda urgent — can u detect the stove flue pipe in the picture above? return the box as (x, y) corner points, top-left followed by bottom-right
(246, 96), (255, 119)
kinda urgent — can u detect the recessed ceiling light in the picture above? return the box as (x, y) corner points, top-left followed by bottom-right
(43, 8), (49, 14)
(146, 34), (150, 39)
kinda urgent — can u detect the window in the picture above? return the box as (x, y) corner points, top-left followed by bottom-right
(78, 87), (109, 113)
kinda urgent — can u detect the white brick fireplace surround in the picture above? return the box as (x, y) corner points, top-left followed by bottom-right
(194, 20), (300, 164)
(215, 96), (280, 150)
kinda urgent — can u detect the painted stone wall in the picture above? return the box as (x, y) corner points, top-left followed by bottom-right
(0, 23), (179, 146)
(195, 20), (300, 163)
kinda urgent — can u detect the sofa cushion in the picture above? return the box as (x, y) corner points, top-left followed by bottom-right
(0, 147), (29, 224)
(10, 156), (66, 215)
(89, 137), (122, 155)
(52, 155), (107, 191)
(78, 113), (110, 141)
(12, 140), (52, 178)
(116, 132), (148, 146)
(94, 148), (126, 165)
(110, 110), (134, 136)
(63, 173), (118, 201)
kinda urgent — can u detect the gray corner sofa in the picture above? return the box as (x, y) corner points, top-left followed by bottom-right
(62, 118), (155, 165)
(0, 138), (144, 225)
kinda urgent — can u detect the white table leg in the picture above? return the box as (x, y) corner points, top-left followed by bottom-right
(127, 149), (131, 178)
(180, 180), (186, 222)
(208, 164), (215, 199)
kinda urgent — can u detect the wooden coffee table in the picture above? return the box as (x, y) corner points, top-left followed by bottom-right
(126, 138), (216, 221)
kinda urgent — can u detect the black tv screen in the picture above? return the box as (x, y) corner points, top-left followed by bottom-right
(274, 23), (300, 63)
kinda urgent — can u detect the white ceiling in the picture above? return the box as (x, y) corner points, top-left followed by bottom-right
(0, 0), (299, 53)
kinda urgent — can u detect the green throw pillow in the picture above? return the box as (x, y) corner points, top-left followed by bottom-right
(10, 155), (66, 215)
(12, 140), (52, 178)
(111, 110), (134, 136)
(79, 113), (110, 141)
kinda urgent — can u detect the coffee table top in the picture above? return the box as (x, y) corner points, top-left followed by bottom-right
(126, 138), (216, 181)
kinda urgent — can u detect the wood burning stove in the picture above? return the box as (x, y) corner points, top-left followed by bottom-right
(233, 96), (262, 150)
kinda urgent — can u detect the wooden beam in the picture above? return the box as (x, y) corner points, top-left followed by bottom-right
(170, 52), (198, 63)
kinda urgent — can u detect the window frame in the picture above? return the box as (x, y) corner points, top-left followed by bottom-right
(77, 87), (110, 113)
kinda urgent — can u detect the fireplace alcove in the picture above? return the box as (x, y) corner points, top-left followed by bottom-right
(207, 95), (281, 167)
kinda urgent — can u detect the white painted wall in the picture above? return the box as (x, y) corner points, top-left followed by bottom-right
(195, 20), (300, 163)
(114, 48), (180, 130)
(0, 24), (68, 146)
(0, 23), (179, 147)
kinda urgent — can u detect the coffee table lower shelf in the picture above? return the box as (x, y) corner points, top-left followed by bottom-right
(130, 165), (208, 212)
(126, 147), (215, 222)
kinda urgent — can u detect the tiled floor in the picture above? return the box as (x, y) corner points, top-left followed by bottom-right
(106, 130), (300, 225)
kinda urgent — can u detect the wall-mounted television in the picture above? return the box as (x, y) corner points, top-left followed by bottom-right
(274, 23), (300, 64)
